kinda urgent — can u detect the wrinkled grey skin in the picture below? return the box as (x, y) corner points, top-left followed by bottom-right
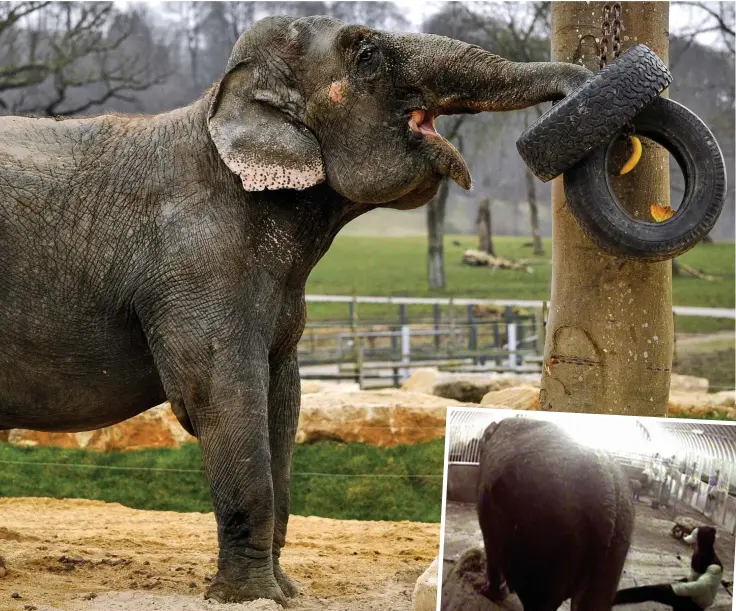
(0, 15), (590, 604)
(477, 418), (634, 611)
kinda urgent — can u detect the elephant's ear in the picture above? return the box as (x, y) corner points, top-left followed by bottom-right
(207, 60), (325, 192)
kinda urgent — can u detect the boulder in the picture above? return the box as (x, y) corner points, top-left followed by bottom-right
(480, 386), (540, 410)
(301, 380), (360, 394)
(402, 368), (541, 403)
(7, 404), (196, 451)
(296, 389), (471, 447)
(669, 374), (709, 393)
(6, 390), (465, 451)
(412, 556), (439, 611)
(667, 391), (736, 419)
(441, 548), (519, 611)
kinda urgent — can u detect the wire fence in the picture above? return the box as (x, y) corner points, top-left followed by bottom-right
(0, 459), (444, 479)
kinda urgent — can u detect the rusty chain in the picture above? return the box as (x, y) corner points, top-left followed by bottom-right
(600, 2), (624, 69)
(600, 3), (636, 146)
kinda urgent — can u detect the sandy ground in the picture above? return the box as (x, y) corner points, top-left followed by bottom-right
(0, 497), (439, 611)
(442, 501), (735, 611)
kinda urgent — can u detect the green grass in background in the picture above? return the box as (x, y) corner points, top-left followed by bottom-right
(674, 335), (736, 392)
(306, 236), (735, 334)
(0, 439), (445, 523)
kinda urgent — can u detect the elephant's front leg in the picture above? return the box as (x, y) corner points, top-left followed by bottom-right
(196, 361), (285, 604)
(268, 351), (301, 598)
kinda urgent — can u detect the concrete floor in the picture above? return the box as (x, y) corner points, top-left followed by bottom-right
(442, 501), (735, 611)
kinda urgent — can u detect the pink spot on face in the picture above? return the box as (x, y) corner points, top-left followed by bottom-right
(329, 80), (347, 104)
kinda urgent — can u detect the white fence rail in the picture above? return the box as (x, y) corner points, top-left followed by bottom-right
(305, 294), (736, 319)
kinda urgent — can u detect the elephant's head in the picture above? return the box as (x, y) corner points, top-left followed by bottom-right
(207, 15), (590, 210)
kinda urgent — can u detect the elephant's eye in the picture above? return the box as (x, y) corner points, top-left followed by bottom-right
(355, 43), (380, 76)
(358, 47), (374, 62)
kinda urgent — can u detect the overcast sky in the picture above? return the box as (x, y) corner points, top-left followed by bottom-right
(395, 0), (725, 46)
(123, 0), (728, 48)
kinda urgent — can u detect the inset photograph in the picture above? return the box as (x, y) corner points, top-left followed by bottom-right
(440, 408), (736, 611)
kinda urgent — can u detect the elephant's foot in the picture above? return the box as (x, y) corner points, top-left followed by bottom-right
(204, 570), (286, 605)
(274, 561), (299, 598)
(480, 579), (510, 602)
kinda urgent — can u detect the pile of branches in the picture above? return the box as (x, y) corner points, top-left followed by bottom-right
(461, 249), (532, 273)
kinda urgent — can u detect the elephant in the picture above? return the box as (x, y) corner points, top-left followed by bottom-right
(0, 15), (590, 604)
(477, 417), (634, 611)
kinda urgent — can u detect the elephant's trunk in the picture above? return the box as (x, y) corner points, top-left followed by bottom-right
(387, 33), (592, 190)
(392, 33), (592, 114)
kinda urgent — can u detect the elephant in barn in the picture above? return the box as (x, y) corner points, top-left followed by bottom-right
(477, 418), (634, 611)
(0, 15), (590, 603)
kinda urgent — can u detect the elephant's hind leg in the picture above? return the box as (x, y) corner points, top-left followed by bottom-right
(571, 541), (630, 611)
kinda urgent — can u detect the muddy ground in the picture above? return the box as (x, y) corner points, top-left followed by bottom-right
(442, 501), (735, 611)
(0, 497), (439, 611)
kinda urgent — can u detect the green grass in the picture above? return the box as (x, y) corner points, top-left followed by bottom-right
(0, 439), (445, 523)
(306, 236), (735, 334)
(674, 336), (736, 392)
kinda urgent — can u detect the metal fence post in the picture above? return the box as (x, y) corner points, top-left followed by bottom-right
(493, 321), (501, 366)
(433, 302), (441, 351)
(401, 323), (411, 382)
(448, 297), (456, 358)
(507, 323), (517, 369)
(351, 295), (362, 386)
(467, 304), (477, 365)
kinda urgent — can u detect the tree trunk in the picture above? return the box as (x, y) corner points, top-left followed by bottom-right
(427, 178), (449, 290)
(540, 2), (672, 416)
(476, 197), (495, 255)
(524, 110), (545, 256)
(426, 116), (466, 291)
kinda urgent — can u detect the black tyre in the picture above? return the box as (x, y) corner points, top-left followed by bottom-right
(563, 96), (726, 262)
(516, 44), (672, 182)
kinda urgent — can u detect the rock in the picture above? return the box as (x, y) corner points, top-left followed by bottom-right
(669, 374), (709, 393)
(412, 556), (438, 611)
(402, 368), (541, 403)
(709, 390), (736, 408)
(667, 392), (735, 419)
(296, 389), (472, 447)
(301, 380), (360, 394)
(7, 404), (196, 451)
(480, 386), (540, 410)
(441, 548), (520, 611)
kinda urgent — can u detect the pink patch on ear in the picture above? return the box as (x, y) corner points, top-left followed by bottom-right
(224, 154), (325, 191)
(329, 80), (347, 104)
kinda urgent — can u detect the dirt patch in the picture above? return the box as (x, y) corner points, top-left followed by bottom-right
(0, 497), (439, 611)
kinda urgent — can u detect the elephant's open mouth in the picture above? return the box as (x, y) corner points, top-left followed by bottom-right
(408, 108), (471, 191)
(408, 109), (439, 137)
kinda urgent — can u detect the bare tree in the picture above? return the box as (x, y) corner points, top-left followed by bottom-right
(476, 197), (495, 256)
(671, 1), (734, 64)
(461, 2), (550, 253)
(0, 2), (170, 116)
(427, 115), (466, 291)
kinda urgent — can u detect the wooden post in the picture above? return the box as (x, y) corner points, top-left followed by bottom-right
(540, 2), (673, 416)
